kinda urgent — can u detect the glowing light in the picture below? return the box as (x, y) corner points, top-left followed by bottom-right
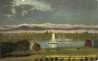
(22, 0), (25, 2)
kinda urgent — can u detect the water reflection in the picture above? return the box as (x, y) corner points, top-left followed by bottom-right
(38, 40), (85, 48)
(39, 41), (49, 48)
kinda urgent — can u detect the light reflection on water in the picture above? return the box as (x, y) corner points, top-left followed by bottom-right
(38, 40), (85, 48)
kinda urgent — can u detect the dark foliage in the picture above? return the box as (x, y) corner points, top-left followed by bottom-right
(0, 42), (16, 57)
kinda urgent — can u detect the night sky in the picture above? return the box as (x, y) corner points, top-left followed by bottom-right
(0, 0), (98, 25)
(38, 0), (98, 24)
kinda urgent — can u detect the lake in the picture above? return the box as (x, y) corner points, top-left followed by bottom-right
(38, 40), (85, 48)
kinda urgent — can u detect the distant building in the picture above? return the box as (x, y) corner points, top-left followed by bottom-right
(85, 40), (92, 48)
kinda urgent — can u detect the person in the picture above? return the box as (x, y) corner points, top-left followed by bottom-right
(32, 42), (41, 52)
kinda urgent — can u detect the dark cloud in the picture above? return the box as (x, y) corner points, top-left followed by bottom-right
(0, 0), (98, 25)
(41, 0), (97, 9)
(41, 0), (81, 9)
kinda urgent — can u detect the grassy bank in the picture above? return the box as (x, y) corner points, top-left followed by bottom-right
(0, 32), (98, 42)
(39, 48), (98, 55)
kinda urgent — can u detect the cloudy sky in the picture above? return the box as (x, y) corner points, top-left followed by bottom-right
(30, 0), (98, 24)
(1, 0), (98, 25)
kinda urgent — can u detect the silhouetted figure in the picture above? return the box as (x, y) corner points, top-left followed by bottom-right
(32, 42), (40, 52)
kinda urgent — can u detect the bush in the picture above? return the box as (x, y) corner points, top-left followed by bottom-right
(0, 42), (16, 57)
